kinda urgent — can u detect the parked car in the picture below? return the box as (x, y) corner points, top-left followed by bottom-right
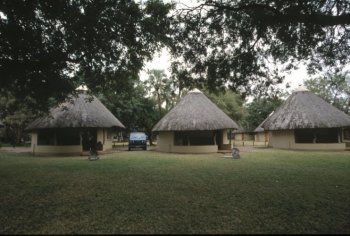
(128, 132), (147, 151)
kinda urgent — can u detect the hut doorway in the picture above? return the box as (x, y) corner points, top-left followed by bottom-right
(82, 129), (97, 151)
(216, 130), (223, 149)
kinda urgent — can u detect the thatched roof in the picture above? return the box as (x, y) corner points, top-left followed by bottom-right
(232, 128), (255, 134)
(262, 88), (350, 130)
(254, 126), (264, 132)
(152, 88), (239, 131)
(26, 93), (125, 131)
(254, 112), (273, 132)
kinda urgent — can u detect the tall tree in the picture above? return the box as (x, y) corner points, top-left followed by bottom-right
(0, 0), (173, 112)
(206, 90), (245, 123)
(143, 69), (183, 117)
(305, 72), (350, 114)
(171, 0), (350, 96)
(144, 69), (168, 117)
(0, 92), (38, 145)
(98, 80), (159, 144)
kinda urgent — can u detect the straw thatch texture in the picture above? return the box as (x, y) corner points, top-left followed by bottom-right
(254, 126), (264, 132)
(262, 90), (350, 130)
(253, 114), (273, 132)
(152, 89), (239, 131)
(26, 93), (125, 130)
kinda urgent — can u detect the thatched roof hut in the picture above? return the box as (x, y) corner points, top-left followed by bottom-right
(232, 128), (255, 141)
(253, 115), (272, 143)
(152, 88), (238, 131)
(26, 93), (125, 130)
(152, 88), (239, 153)
(261, 86), (350, 150)
(262, 87), (350, 130)
(26, 91), (125, 155)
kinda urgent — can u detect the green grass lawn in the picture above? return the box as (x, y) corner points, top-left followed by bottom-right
(0, 149), (349, 234)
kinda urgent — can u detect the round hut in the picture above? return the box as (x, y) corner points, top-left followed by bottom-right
(25, 89), (125, 155)
(261, 86), (350, 150)
(253, 114), (272, 144)
(152, 88), (239, 153)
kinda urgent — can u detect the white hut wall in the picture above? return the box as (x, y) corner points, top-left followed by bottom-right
(255, 132), (269, 142)
(234, 133), (254, 141)
(156, 131), (173, 152)
(254, 132), (264, 142)
(234, 133), (243, 141)
(156, 131), (218, 153)
(222, 129), (230, 144)
(96, 128), (114, 151)
(269, 129), (346, 150)
(219, 129), (232, 150)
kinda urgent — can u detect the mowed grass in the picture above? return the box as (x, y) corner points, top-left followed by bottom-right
(0, 149), (349, 234)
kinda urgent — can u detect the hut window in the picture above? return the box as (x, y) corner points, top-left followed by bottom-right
(174, 131), (214, 146)
(344, 128), (350, 141)
(295, 129), (339, 143)
(38, 130), (55, 145)
(56, 129), (80, 145)
(174, 132), (189, 146)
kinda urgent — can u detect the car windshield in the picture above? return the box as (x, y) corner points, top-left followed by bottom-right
(129, 132), (146, 140)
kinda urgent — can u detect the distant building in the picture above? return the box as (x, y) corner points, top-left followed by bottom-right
(253, 114), (272, 144)
(152, 88), (239, 153)
(262, 86), (350, 150)
(25, 89), (125, 155)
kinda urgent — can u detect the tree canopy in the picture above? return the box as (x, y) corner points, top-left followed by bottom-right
(243, 96), (284, 131)
(206, 89), (245, 123)
(0, 0), (173, 112)
(305, 72), (350, 114)
(97, 80), (159, 143)
(1, 0), (350, 116)
(171, 0), (350, 97)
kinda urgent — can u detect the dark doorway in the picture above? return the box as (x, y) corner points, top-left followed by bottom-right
(81, 129), (97, 151)
(216, 130), (223, 149)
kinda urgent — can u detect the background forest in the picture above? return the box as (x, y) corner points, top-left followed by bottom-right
(0, 0), (349, 145)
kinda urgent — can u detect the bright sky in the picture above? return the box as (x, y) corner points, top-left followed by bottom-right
(139, 48), (309, 94)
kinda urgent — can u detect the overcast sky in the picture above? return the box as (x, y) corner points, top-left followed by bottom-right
(139, 48), (309, 94)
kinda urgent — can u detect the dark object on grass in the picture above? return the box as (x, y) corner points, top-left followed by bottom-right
(232, 148), (240, 159)
(88, 149), (99, 161)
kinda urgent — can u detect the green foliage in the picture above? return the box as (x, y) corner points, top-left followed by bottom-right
(0, 0), (173, 112)
(206, 90), (245, 123)
(0, 92), (40, 144)
(98, 80), (158, 142)
(305, 72), (350, 114)
(171, 0), (350, 95)
(0, 150), (349, 234)
(143, 69), (187, 118)
(244, 96), (283, 130)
